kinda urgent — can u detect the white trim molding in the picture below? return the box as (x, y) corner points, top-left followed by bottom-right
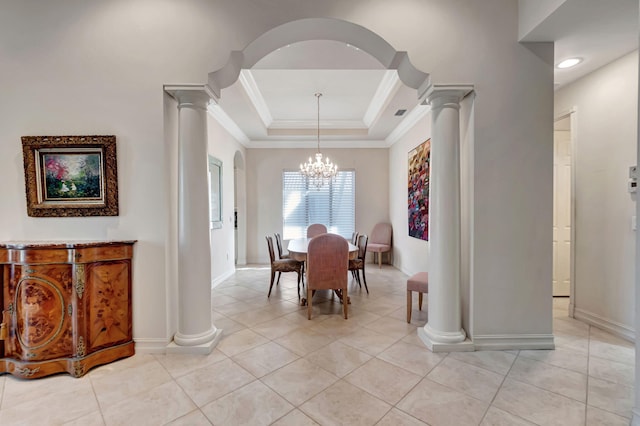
(212, 269), (235, 289)
(239, 69), (273, 128)
(574, 307), (635, 342)
(363, 70), (402, 128)
(134, 338), (173, 354)
(207, 103), (250, 145)
(472, 334), (555, 351)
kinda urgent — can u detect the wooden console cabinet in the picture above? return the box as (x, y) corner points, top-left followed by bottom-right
(0, 241), (135, 379)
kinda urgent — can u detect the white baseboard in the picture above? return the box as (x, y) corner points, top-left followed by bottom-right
(212, 269), (235, 289)
(472, 334), (555, 351)
(573, 307), (635, 342)
(134, 338), (172, 354)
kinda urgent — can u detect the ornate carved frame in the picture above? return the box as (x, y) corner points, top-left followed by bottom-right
(21, 135), (119, 217)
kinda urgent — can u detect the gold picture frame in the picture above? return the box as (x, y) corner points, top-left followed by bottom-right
(21, 135), (119, 217)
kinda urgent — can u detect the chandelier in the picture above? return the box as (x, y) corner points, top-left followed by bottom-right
(300, 92), (338, 188)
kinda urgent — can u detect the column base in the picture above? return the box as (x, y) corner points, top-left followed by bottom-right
(168, 327), (223, 355)
(419, 323), (474, 353)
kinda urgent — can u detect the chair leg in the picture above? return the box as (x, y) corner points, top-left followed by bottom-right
(268, 270), (276, 297)
(307, 287), (312, 320)
(343, 287), (348, 319)
(418, 292), (423, 310)
(276, 271), (282, 286)
(355, 270), (362, 288)
(378, 253), (382, 269)
(407, 290), (412, 323)
(297, 271), (301, 299)
(361, 267), (368, 294)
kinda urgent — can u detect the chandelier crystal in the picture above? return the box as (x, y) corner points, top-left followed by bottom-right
(300, 93), (338, 188)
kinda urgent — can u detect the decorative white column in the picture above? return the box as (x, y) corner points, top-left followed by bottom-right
(165, 85), (222, 354)
(419, 85), (474, 352)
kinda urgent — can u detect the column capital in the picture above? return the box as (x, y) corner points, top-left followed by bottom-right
(164, 84), (217, 110)
(425, 84), (474, 109)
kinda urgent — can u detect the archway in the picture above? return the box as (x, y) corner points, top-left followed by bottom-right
(166, 16), (472, 354)
(207, 17), (431, 102)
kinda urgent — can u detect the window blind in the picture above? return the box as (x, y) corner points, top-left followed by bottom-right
(282, 170), (355, 240)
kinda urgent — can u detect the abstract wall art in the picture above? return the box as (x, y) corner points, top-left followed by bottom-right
(408, 139), (430, 241)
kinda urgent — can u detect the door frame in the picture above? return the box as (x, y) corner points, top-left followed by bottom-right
(554, 107), (577, 317)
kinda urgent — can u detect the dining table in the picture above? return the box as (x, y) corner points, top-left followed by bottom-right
(287, 237), (358, 262)
(287, 236), (358, 306)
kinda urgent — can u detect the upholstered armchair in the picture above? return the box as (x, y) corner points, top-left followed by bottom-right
(368, 222), (392, 268)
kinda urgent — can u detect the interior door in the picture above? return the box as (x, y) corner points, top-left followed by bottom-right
(553, 119), (572, 296)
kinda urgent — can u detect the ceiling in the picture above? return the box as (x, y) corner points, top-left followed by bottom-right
(215, 2), (638, 148)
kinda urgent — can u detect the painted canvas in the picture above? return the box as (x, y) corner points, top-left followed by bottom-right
(408, 139), (430, 241)
(42, 152), (103, 200)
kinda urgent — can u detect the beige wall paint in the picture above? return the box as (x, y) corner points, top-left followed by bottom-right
(389, 115), (432, 276)
(245, 148), (389, 264)
(555, 50), (638, 336)
(0, 0), (554, 349)
(207, 116), (247, 284)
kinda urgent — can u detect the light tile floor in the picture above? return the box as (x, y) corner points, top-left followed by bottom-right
(0, 265), (634, 425)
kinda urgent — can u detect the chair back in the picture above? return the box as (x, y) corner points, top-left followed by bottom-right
(274, 233), (285, 258)
(307, 223), (327, 238)
(351, 231), (359, 245)
(307, 233), (348, 291)
(370, 223), (392, 245)
(265, 236), (276, 263)
(357, 234), (368, 259)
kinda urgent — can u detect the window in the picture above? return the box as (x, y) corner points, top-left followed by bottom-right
(282, 170), (355, 240)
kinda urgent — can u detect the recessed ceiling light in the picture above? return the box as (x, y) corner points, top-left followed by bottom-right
(557, 58), (582, 69)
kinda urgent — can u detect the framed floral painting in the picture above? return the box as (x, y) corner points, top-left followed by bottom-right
(21, 135), (119, 217)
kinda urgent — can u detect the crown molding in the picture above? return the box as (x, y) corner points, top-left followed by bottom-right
(385, 104), (430, 146)
(363, 70), (402, 127)
(245, 139), (387, 149)
(238, 70), (273, 128)
(207, 103), (250, 146)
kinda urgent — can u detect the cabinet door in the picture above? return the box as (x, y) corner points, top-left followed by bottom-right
(4, 264), (74, 361)
(84, 260), (132, 353)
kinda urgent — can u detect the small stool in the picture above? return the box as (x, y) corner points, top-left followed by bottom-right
(407, 272), (428, 323)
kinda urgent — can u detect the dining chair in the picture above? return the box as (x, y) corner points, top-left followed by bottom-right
(306, 223), (327, 238)
(274, 233), (289, 259)
(350, 231), (359, 245)
(306, 233), (349, 320)
(266, 236), (303, 298)
(368, 222), (392, 268)
(348, 234), (369, 294)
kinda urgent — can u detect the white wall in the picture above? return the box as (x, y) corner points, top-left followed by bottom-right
(207, 117), (246, 284)
(389, 115), (432, 276)
(555, 50), (638, 338)
(245, 148), (389, 264)
(518, 0), (567, 40)
(0, 0), (554, 350)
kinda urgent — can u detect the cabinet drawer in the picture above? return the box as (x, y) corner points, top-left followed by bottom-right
(74, 244), (133, 263)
